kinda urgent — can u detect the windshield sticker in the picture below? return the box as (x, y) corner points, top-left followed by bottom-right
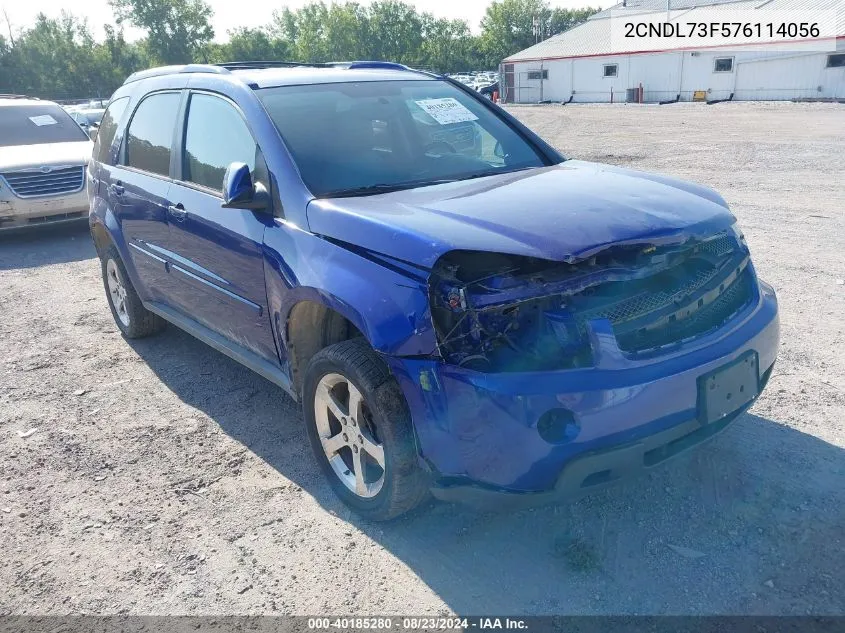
(29, 115), (58, 127)
(414, 98), (478, 125)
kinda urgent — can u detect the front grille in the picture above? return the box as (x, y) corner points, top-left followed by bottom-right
(1, 166), (85, 198)
(27, 211), (84, 224)
(576, 267), (720, 325)
(615, 268), (755, 353)
(700, 233), (735, 257)
(566, 231), (756, 355)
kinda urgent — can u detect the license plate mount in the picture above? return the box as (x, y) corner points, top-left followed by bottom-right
(698, 351), (759, 425)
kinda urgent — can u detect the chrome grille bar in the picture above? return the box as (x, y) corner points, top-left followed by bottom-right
(1, 166), (85, 198)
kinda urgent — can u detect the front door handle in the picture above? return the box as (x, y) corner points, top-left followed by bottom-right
(168, 203), (187, 222)
(110, 181), (124, 197)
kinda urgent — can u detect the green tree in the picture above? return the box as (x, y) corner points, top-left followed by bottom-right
(108, 0), (214, 64)
(100, 25), (148, 85)
(420, 15), (473, 73)
(0, 0), (599, 101)
(1, 13), (113, 99)
(480, 0), (598, 67)
(368, 1), (422, 65)
(548, 6), (599, 36)
(208, 27), (290, 63)
(324, 3), (372, 61)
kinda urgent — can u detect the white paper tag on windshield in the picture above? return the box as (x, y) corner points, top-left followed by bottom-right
(414, 98), (478, 125)
(29, 115), (57, 126)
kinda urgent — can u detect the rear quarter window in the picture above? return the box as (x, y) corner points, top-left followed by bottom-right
(93, 97), (130, 165)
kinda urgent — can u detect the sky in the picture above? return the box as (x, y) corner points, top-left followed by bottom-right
(0, 0), (611, 41)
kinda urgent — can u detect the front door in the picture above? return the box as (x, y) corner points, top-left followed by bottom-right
(163, 91), (278, 363)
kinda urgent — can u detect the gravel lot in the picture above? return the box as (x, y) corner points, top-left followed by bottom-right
(1, 102), (843, 616)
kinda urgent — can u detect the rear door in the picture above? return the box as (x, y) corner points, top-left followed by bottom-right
(164, 90), (278, 363)
(107, 91), (182, 302)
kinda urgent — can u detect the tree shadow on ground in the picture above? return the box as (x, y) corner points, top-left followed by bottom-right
(129, 325), (845, 616)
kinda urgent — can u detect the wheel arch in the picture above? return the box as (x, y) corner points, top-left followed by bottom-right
(284, 296), (366, 394)
(90, 220), (111, 256)
(262, 230), (439, 393)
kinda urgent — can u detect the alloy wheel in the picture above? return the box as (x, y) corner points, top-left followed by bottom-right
(106, 258), (130, 328)
(313, 372), (386, 498)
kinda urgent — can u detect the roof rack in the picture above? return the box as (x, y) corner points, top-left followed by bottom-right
(215, 61), (330, 70)
(123, 64), (230, 85)
(326, 61), (410, 71)
(217, 61), (412, 71)
(121, 60), (430, 86)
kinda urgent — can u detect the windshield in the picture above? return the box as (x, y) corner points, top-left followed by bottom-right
(257, 80), (548, 197)
(0, 103), (90, 147)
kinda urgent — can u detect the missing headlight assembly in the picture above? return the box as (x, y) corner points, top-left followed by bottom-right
(428, 230), (754, 372)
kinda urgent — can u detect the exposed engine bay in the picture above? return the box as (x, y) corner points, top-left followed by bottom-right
(428, 230), (753, 372)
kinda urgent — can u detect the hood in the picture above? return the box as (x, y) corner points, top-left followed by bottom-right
(306, 160), (736, 269)
(0, 141), (93, 172)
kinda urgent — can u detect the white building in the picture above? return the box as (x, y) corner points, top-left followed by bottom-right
(502, 0), (845, 103)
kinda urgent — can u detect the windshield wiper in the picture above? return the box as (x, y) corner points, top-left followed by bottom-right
(320, 167), (538, 199)
(456, 166), (536, 182)
(320, 180), (453, 199)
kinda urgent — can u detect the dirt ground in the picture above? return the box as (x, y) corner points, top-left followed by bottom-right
(1, 102), (844, 616)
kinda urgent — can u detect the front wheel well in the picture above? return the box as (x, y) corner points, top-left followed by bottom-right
(286, 301), (363, 394)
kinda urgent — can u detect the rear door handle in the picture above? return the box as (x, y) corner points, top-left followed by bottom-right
(168, 203), (187, 222)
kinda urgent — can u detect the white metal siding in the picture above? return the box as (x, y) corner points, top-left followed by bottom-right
(510, 44), (845, 103)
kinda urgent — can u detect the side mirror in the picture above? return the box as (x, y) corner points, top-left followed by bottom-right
(222, 162), (269, 211)
(87, 127), (98, 141)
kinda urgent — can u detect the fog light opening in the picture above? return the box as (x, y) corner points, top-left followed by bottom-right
(537, 408), (580, 445)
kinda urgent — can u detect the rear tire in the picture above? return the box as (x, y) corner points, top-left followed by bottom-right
(101, 246), (165, 339)
(303, 338), (429, 520)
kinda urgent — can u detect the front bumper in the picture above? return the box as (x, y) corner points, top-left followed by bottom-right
(430, 406), (754, 509)
(0, 188), (89, 230)
(386, 279), (779, 501)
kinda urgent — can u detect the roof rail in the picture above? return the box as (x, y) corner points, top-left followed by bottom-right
(122, 64), (230, 85)
(327, 61), (410, 70)
(216, 61), (330, 70)
(120, 60), (434, 87)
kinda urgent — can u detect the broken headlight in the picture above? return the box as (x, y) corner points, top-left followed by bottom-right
(428, 251), (593, 372)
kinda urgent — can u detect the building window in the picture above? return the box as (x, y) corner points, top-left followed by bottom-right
(826, 54), (845, 68)
(603, 64), (618, 78)
(527, 70), (548, 80)
(714, 57), (734, 72)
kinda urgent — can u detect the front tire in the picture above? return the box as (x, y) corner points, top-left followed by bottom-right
(302, 338), (429, 520)
(101, 246), (165, 339)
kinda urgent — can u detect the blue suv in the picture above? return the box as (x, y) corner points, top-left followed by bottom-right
(88, 61), (779, 520)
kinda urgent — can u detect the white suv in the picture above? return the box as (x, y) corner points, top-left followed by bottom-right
(0, 96), (93, 230)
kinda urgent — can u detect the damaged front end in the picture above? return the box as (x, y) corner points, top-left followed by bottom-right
(428, 228), (755, 372)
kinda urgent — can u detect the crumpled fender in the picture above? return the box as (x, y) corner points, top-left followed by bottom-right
(262, 221), (437, 359)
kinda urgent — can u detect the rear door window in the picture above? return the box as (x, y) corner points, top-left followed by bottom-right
(93, 97), (129, 164)
(182, 93), (256, 193)
(124, 92), (181, 177)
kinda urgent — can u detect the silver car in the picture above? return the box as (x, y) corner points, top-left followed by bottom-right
(0, 97), (93, 230)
